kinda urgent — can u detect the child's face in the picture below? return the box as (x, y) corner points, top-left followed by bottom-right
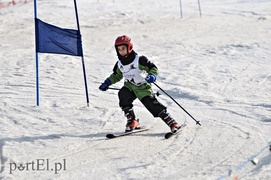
(117, 45), (128, 57)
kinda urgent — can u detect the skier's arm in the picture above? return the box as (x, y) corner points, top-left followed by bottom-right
(107, 62), (123, 84)
(138, 56), (158, 75)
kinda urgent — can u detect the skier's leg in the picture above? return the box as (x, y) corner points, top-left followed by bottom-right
(118, 87), (139, 131)
(141, 96), (179, 132)
(140, 96), (166, 117)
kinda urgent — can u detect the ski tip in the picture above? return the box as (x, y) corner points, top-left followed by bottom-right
(164, 124), (186, 139)
(165, 133), (173, 139)
(106, 134), (116, 139)
(106, 127), (149, 139)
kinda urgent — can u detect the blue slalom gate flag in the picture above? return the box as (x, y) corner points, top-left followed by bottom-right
(35, 18), (83, 56)
(34, 0), (89, 107)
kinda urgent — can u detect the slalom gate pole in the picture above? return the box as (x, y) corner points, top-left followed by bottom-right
(73, 0), (89, 107)
(179, 0), (183, 18)
(153, 82), (201, 126)
(197, 0), (202, 18)
(34, 0), (39, 106)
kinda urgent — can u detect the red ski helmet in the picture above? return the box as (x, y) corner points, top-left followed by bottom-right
(115, 35), (133, 54)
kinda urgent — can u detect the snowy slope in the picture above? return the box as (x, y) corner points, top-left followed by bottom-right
(0, 0), (271, 179)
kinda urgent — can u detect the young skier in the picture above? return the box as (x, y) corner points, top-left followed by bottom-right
(99, 35), (180, 133)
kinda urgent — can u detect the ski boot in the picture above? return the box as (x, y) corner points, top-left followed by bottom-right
(159, 110), (180, 133)
(124, 108), (140, 132)
(125, 118), (140, 132)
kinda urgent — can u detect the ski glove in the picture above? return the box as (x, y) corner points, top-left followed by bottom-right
(99, 79), (111, 91)
(145, 74), (156, 83)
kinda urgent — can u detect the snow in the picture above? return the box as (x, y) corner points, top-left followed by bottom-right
(0, 0), (271, 179)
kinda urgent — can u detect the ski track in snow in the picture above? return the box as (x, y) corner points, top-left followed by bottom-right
(0, 0), (271, 179)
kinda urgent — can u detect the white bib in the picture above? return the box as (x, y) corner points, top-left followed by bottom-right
(117, 55), (147, 86)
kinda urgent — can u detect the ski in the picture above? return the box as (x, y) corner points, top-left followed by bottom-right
(106, 126), (149, 139)
(164, 123), (187, 139)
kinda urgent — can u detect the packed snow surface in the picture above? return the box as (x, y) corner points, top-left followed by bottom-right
(0, 0), (271, 179)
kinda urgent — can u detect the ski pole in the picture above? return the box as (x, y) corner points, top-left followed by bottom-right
(108, 87), (161, 97)
(153, 82), (201, 126)
(108, 87), (120, 90)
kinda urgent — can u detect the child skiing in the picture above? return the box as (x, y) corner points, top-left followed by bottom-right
(99, 35), (180, 133)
